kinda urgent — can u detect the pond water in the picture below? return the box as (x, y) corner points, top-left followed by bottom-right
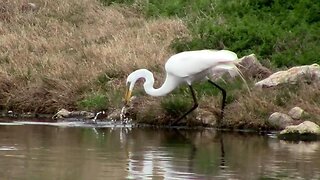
(0, 120), (320, 180)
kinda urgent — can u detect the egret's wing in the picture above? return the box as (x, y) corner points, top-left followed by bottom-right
(165, 50), (238, 77)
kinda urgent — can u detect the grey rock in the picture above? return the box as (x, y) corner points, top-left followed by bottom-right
(196, 109), (217, 126)
(52, 108), (95, 120)
(238, 54), (272, 79)
(279, 121), (320, 141)
(255, 64), (320, 88)
(268, 112), (294, 129)
(280, 121), (320, 135)
(52, 109), (71, 119)
(288, 107), (304, 120)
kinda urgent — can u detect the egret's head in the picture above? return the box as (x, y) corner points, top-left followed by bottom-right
(124, 69), (151, 105)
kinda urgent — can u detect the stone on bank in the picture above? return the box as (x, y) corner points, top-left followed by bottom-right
(278, 121), (320, 141)
(255, 63), (320, 88)
(267, 112), (294, 129)
(288, 106), (305, 120)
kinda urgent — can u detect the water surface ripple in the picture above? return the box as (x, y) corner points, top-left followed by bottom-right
(0, 120), (319, 179)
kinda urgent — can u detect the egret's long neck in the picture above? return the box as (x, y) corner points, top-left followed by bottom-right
(143, 72), (181, 97)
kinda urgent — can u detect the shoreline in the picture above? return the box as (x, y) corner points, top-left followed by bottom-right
(0, 112), (277, 133)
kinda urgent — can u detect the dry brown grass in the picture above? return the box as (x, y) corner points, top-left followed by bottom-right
(0, 0), (188, 113)
(223, 82), (320, 130)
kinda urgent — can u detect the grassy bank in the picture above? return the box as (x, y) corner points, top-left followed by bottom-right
(0, 0), (319, 129)
(104, 0), (320, 129)
(0, 0), (187, 113)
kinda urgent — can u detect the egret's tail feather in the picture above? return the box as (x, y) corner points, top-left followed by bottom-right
(214, 62), (250, 93)
(231, 62), (251, 94)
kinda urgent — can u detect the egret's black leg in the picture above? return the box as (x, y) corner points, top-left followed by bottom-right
(171, 85), (198, 125)
(207, 80), (226, 123)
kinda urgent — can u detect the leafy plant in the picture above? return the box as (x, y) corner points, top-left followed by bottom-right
(77, 93), (108, 111)
(160, 95), (191, 118)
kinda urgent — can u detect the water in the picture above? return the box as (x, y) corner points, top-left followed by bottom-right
(0, 121), (320, 180)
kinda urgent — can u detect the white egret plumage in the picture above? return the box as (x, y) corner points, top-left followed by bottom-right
(124, 49), (245, 125)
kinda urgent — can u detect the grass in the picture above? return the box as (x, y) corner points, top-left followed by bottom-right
(77, 93), (108, 111)
(107, 0), (320, 128)
(106, 0), (320, 67)
(224, 82), (320, 129)
(0, 0), (319, 129)
(0, 0), (187, 113)
(160, 94), (192, 118)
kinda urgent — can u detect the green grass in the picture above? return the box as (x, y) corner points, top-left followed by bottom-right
(161, 95), (191, 118)
(77, 93), (108, 111)
(104, 0), (320, 67)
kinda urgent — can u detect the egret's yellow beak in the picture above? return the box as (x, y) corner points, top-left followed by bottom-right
(124, 84), (132, 106)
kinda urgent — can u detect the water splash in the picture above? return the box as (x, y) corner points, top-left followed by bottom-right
(120, 106), (132, 125)
(92, 111), (105, 123)
(120, 106), (126, 121)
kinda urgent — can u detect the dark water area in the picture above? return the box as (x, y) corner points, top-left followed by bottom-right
(0, 120), (319, 180)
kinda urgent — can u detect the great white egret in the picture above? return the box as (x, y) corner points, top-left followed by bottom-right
(124, 49), (244, 125)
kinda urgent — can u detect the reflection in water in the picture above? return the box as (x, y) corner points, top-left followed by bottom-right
(219, 135), (226, 169)
(0, 123), (319, 179)
(128, 130), (227, 179)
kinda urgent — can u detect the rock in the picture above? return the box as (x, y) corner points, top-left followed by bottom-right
(52, 109), (71, 119)
(74, 111), (95, 119)
(238, 54), (272, 79)
(268, 112), (294, 129)
(196, 109), (217, 126)
(279, 121), (320, 141)
(281, 121), (320, 134)
(52, 108), (95, 120)
(288, 107), (304, 120)
(255, 64), (320, 87)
